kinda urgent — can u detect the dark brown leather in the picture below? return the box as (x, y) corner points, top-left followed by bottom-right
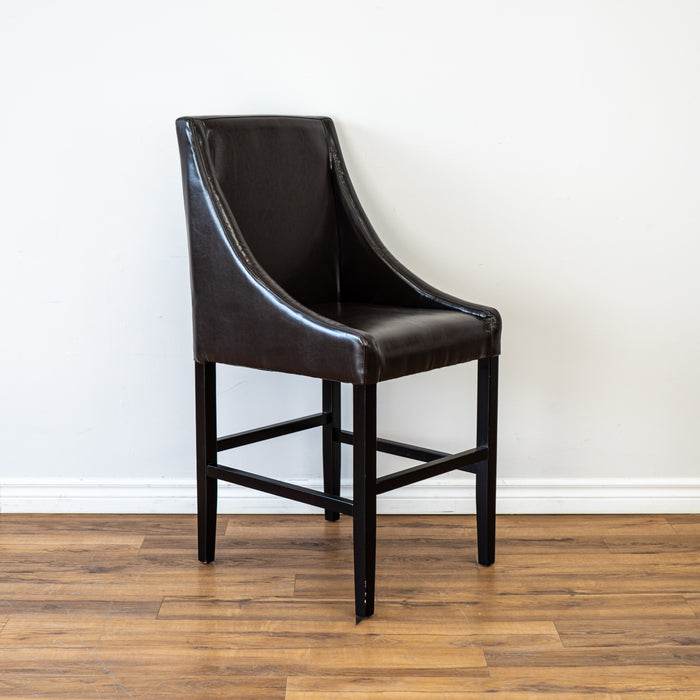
(176, 116), (501, 384)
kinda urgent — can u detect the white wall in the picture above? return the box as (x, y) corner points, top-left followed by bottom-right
(2, 0), (699, 513)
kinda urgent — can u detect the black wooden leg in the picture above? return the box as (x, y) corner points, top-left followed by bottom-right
(353, 384), (377, 622)
(476, 356), (498, 566)
(322, 380), (341, 521)
(195, 361), (218, 563)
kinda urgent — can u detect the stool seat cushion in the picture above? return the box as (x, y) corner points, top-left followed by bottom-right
(310, 302), (497, 382)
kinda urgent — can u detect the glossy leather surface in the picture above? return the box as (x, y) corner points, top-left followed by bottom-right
(202, 118), (338, 305)
(176, 116), (501, 384)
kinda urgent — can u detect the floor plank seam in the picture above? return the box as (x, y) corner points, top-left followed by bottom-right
(682, 593), (700, 618)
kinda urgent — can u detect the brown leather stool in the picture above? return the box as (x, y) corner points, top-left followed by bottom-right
(176, 116), (501, 621)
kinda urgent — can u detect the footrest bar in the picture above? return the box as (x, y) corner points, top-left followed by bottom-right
(336, 430), (447, 462)
(217, 412), (330, 452)
(375, 437), (447, 462)
(376, 446), (488, 494)
(207, 463), (354, 516)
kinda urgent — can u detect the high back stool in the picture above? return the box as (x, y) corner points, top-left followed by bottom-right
(176, 116), (501, 621)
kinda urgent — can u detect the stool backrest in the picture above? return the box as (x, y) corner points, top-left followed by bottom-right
(195, 116), (339, 306)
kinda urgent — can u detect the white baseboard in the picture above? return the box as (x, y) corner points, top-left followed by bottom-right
(1, 477), (700, 514)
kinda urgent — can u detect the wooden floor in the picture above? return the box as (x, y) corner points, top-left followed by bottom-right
(2, 514), (700, 698)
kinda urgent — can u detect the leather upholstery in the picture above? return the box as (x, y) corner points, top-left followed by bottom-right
(176, 116), (501, 384)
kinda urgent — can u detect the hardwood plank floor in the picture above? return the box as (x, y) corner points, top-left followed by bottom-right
(1, 514), (700, 698)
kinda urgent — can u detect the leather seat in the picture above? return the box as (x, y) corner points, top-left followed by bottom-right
(176, 115), (501, 621)
(308, 302), (497, 382)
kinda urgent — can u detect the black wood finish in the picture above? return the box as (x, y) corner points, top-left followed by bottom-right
(322, 380), (342, 521)
(195, 361), (217, 563)
(353, 384), (377, 622)
(192, 362), (498, 616)
(475, 356), (499, 566)
(338, 430), (447, 463)
(376, 446), (487, 495)
(217, 413), (329, 452)
(207, 463), (354, 516)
